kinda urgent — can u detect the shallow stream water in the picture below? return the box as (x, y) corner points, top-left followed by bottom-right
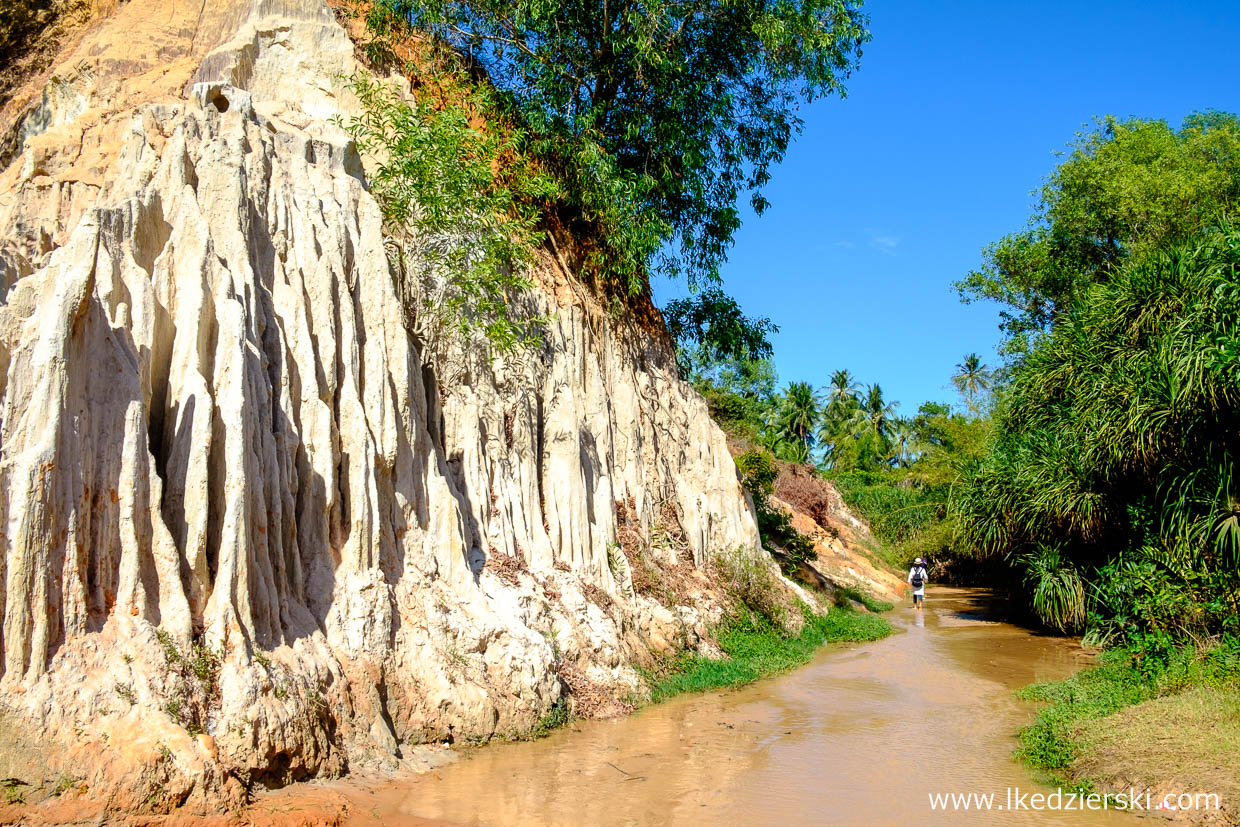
(308, 588), (1144, 825)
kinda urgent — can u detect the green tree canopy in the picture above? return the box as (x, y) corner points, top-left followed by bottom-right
(676, 345), (777, 444)
(909, 401), (952, 450)
(663, 288), (778, 369)
(697, 355), (778, 401)
(383, 0), (870, 289)
(956, 112), (1240, 352)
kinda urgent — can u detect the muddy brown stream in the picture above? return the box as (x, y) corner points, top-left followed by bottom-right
(288, 588), (1143, 825)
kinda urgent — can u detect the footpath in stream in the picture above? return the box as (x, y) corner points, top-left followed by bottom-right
(269, 588), (1144, 826)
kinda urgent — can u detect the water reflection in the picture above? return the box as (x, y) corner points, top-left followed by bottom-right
(318, 589), (1139, 826)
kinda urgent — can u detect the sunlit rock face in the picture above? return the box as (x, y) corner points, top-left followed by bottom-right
(0, 0), (771, 807)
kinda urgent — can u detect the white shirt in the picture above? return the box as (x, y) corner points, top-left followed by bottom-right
(907, 566), (928, 596)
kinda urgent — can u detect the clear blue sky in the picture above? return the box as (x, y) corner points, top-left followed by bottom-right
(652, 0), (1240, 415)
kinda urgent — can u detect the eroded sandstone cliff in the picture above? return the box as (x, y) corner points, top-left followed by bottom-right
(0, 0), (807, 810)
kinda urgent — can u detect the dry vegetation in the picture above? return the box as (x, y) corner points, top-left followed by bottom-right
(581, 582), (615, 614)
(1072, 686), (1240, 819)
(484, 548), (528, 586)
(772, 463), (840, 532)
(557, 663), (634, 720)
(613, 497), (699, 606)
(0, 0), (112, 112)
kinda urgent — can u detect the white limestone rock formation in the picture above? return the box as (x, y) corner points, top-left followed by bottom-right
(0, 0), (799, 810)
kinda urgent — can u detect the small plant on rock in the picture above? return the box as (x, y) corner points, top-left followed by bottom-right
(50, 774), (77, 797)
(153, 629), (224, 738)
(2, 780), (24, 806)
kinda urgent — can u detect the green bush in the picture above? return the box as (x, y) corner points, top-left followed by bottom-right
(1084, 556), (1235, 649)
(341, 73), (554, 361)
(154, 630), (223, 737)
(735, 450), (777, 495)
(732, 449), (815, 575)
(956, 227), (1240, 642)
(755, 502), (816, 574)
(710, 545), (795, 632)
(517, 697), (570, 740)
(701, 388), (757, 439)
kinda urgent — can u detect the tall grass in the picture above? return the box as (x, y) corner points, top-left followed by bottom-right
(827, 470), (945, 550)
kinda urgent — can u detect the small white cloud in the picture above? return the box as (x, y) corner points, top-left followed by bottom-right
(866, 229), (901, 255)
(833, 240), (855, 249)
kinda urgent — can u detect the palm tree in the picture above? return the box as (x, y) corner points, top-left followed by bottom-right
(849, 383), (897, 443)
(887, 419), (915, 468)
(824, 369), (861, 407)
(846, 384), (898, 469)
(952, 353), (992, 404)
(816, 369), (860, 465)
(775, 381), (820, 464)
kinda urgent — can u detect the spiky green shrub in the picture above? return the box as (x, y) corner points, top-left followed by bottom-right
(955, 226), (1240, 641)
(1019, 545), (1086, 633)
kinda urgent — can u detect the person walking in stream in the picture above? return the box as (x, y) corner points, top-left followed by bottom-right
(907, 557), (929, 609)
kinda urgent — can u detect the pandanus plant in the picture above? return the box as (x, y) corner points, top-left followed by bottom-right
(954, 227), (1240, 638)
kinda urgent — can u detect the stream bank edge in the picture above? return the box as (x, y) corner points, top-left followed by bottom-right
(1016, 639), (1240, 824)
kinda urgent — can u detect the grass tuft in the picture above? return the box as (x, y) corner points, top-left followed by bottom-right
(649, 605), (890, 703)
(515, 697), (570, 741)
(834, 585), (894, 613)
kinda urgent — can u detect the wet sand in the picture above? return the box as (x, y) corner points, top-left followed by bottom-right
(278, 588), (1141, 825)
